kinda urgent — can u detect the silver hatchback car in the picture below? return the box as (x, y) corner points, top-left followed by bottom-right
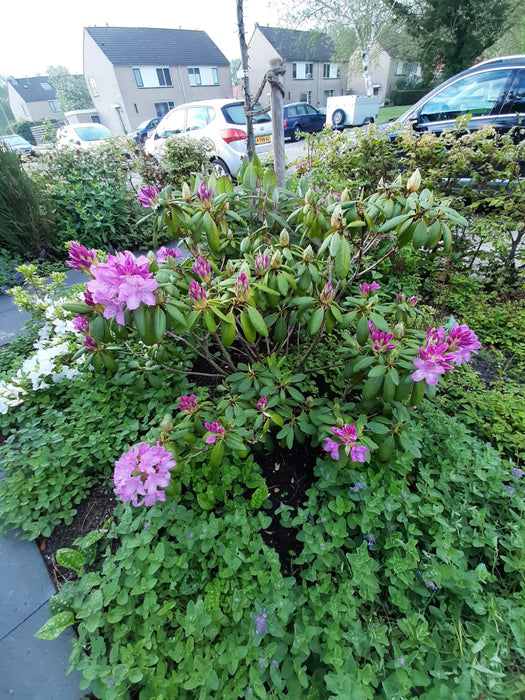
(144, 99), (272, 176)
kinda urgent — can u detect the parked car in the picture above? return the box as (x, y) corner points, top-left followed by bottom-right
(145, 99), (272, 177)
(129, 117), (161, 144)
(283, 102), (326, 141)
(326, 96), (381, 130)
(383, 55), (525, 138)
(56, 123), (115, 150)
(0, 133), (37, 156)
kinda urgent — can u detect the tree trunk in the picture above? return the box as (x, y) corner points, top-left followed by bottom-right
(361, 48), (374, 96)
(236, 0), (255, 161)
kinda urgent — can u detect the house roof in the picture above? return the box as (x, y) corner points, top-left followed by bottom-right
(8, 76), (57, 102)
(85, 26), (229, 67)
(255, 26), (335, 62)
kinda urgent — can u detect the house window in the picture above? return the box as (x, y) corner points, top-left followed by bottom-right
(134, 67), (173, 88)
(188, 67), (219, 87)
(323, 89), (334, 104)
(323, 63), (340, 79)
(91, 115), (101, 123)
(48, 100), (59, 112)
(155, 101), (175, 118)
(188, 67), (202, 86)
(293, 63), (314, 80)
(88, 77), (99, 97)
(40, 82), (52, 90)
(299, 91), (312, 103)
(395, 61), (405, 76)
(156, 68), (172, 86)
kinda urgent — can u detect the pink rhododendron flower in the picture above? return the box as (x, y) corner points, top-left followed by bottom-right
(192, 256), (212, 282)
(234, 272), (250, 302)
(256, 396), (268, 411)
(323, 424), (369, 463)
(113, 442), (176, 507)
(137, 186), (159, 208)
(178, 394), (198, 414)
(157, 246), (184, 263)
(83, 335), (98, 352)
(204, 420), (225, 444)
(66, 241), (98, 273)
(72, 315), (89, 335)
(197, 180), (212, 201)
(188, 280), (208, 309)
(359, 281), (381, 298)
(369, 324), (398, 352)
(86, 251), (157, 325)
(254, 254), (269, 277)
(446, 323), (482, 364)
(320, 282), (334, 306)
(118, 275), (158, 310)
(412, 357), (446, 385)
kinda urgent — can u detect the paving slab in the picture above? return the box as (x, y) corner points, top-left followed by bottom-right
(0, 602), (86, 700)
(0, 528), (56, 639)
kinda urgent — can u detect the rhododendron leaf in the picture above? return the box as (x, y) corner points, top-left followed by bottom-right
(352, 356), (375, 373)
(240, 310), (256, 343)
(410, 380), (426, 406)
(153, 308), (166, 341)
(412, 221), (428, 249)
(247, 307), (268, 337)
(383, 373), (396, 402)
(165, 303), (186, 329)
(210, 440), (224, 468)
(307, 307), (324, 336)
(362, 375), (384, 401)
(335, 237), (351, 281)
(356, 315), (370, 345)
(220, 316), (236, 347)
(369, 313), (390, 332)
(378, 434), (395, 461)
(203, 309), (217, 333)
(368, 364), (387, 377)
(442, 224), (452, 252)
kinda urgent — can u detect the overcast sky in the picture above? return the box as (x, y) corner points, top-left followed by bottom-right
(0, 0), (281, 78)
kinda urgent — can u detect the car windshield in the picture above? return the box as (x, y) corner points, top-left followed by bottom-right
(2, 135), (26, 146)
(221, 103), (271, 125)
(74, 125), (112, 141)
(137, 119), (155, 130)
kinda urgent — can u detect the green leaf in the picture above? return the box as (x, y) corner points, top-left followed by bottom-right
(240, 310), (256, 343)
(247, 306), (269, 337)
(56, 548), (85, 575)
(335, 236), (351, 280)
(35, 611), (74, 640)
(307, 307), (324, 336)
(251, 483), (269, 509)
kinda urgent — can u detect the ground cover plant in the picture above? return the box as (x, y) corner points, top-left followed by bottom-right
(0, 147), (523, 698)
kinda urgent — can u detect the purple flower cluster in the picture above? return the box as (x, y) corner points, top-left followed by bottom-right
(323, 424), (370, 463)
(197, 181), (212, 208)
(359, 281), (380, 298)
(349, 482), (366, 492)
(137, 186), (160, 208)
(66, 241), (98, 273)
(254, 609), (268, 635)
(192, 256), (212, 283)
(254, 254), (269, 277)
(72, 315), (98, 351)
(363, 533), (375, 547)
(188, 280), (208, 309)
(204, 420), (225, 444)
(178, 394), (197, 414)
(256, 396), (268, 412)
(157, 246), (184, 263)
(412, 324), (481, 386)
(86, 251), (158, 326)
(368, 321), (398, 353)
(113, 442), (176, 507)
(234, 272), (250, 302)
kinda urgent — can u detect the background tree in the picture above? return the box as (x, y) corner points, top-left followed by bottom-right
(388, 0), (520, 83)
(47, 66), (93, 112)
(230, 58), (242, 87)
(276, 0), (394, 96)
(0, 76), (14, 133)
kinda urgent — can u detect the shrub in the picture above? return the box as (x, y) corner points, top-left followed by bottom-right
(31, 142), (148, 256)
(134, 136), (214, 190)
(0, 146), (52, 257)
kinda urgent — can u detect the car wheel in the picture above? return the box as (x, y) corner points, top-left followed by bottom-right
(332, 109), (345, 128)
(210, 158), (231, 178)
(293, 125), (302, 142)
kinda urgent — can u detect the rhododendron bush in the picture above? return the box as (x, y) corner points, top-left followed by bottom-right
(60, 164), (479, 507)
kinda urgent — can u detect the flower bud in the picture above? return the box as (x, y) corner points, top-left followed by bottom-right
(331, 204), (343, 231)
(341, 188), (350, 203)
(225, 260), (235, 277)
(305, 188), (315, 205)
(393, 322), (405, 340)
(302, 245), (314, 263)
(234, 272), (250, 302)
(319, 282), (334, 307)
(254, 253), (270, 277)
(222, 199), (229, 211)
(160, 415), (173, 434)
(147, 251), (156, 264)
(239, 262), (251, 280)
(335, 417), (344, 428)
(182, 182), (192, 203)
(271, 250), (282, 269)
(406, 169), (421, 193)
(279, 229), (290, 248)
(305, 396), (314, 408)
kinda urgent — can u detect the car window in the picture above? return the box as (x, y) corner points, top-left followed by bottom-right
(288, 106), (297, 117)
(221, 103), (271, 125)
(74, 125), (112, 141)
(296, 104), (308, 116)
(161, 109), (185, 136)
(304, 105), (317, 115)
(419, 69), (511, 123)
(500, 69), (525, 114)
(186, 106), (210, 131)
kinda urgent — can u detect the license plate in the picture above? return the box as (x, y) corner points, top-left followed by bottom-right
(255, 135), (271, 144)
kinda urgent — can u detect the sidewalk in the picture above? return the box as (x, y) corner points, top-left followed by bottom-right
(1, 269), (88, 698)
